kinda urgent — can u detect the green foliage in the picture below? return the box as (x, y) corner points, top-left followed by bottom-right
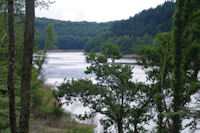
(134, 32), (174, 132)
(44, 23), (57, 50)
(134, 13), (200, 131)
(35, 18), (113, 49)
(30, 84), (64, 120)
(0, 5), (64, 131)
(101, 42), (122, 61)
(30, 118), (94, 133)
(1, 1), (95, 132)
(0, 95), (20, 132)
(33, 45), (47, 75)
(84, 1), (175, 54)
(0, 95), (9, 130)
(170, 0), (200, 132)
(54, 43), (153, 132)
(111, 2), (174, 37)
(66, 123), (94, 133)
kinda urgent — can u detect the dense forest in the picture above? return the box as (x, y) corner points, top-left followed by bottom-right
(84, 1), (175, 53)
(35, 18), (113, 49)
(0, 0), (200, 133)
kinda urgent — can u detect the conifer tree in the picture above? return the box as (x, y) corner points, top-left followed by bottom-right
(171, 0), (185, 132)
(172, 0), (200, 132)
(134, 1), (200, 132)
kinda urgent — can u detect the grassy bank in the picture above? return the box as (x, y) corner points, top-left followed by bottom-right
(30, 83), (95, 133)
(30, 119), (94, 133)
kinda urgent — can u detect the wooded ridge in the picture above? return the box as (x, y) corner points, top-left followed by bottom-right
(35, 1), (175, 54)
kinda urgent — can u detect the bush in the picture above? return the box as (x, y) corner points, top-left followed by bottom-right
(30, 84), (64, 120)
(0, 95), (9, 130)
(66, 122), (94, 133)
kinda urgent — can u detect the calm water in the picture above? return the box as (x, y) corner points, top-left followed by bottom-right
(42, 52), (147, 132)
(43, 52), (146, 85)
(42, 52), (199, 133)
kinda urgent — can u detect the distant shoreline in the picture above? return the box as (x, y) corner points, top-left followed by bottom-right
(46, 49), (138, 59)
(47, 49), (84, 52)
(84, 52), (138, 59)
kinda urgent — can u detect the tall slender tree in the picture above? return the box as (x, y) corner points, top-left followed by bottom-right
(44, 23), (57, 50)
(7, 0), (17, 132)
(171, 0), (200, 132)
(172, 0), (186, 132)
(19, 0), (35, 132)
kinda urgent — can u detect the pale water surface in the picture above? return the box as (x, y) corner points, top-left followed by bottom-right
(42, 52), (199, 133)
(42, 52), (147, 132)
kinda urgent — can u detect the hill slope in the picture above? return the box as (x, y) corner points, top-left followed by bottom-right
(35, 18), (113, 49)
(84, 1), (175, 53)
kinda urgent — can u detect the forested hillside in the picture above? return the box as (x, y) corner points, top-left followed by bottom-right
(84, 1), (175, 53)
(35, 18), (113, 49)
(1, 0), (200, 133)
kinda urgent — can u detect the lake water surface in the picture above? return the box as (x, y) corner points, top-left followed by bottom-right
(42, 52), (199, 133)
(42, 52), (147, 132)
(43, 52), (146, 84)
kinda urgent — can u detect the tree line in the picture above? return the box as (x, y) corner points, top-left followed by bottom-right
(35, 18), (113, 49)
(84, 1), (175, 54)
(35, 1), (175, 53)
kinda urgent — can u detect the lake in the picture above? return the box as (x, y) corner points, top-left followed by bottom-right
(42, 52), (147, 132)
(42, 52), (199, 133)
(42, 52), (146, 85)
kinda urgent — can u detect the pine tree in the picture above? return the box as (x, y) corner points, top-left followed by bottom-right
(171, 0), (185, 132)
(172, 0), (200, 132)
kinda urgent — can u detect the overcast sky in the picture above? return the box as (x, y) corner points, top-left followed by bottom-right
(36, 0), (167, 22)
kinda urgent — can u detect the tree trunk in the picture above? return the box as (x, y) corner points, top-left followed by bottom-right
(172, 0), (185, 132)
(117, 120), (123, 133)
(19, 0), (35, 132)
(133, 123), (139, 133)
(7, 0), (17, 132)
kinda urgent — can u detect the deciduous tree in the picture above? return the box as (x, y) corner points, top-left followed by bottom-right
(54, 43), (153, 133)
